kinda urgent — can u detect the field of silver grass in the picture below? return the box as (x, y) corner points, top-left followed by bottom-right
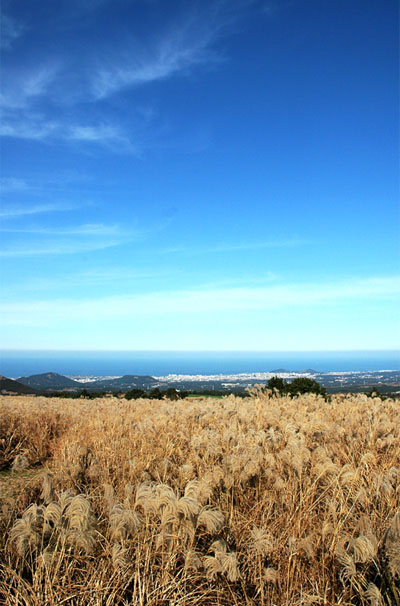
(0, 390), (399, 605)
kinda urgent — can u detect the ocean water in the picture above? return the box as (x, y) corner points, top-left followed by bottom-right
(1, 350), (399, 378)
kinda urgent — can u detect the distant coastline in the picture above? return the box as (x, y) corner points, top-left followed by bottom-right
(1, 349), (399, 378)
(3, 367), (400, 396)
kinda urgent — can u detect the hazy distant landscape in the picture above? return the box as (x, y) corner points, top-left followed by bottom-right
(2, 367), (400, 397)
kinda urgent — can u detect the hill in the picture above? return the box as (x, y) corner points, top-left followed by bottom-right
(87, 374), (159, 391)
(15, 372), (160, 393)
(0, 376), (39, 394)
(17, 372), (82, 391)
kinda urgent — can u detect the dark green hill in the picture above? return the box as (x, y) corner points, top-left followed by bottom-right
(87, 375), (158, 391)
(0, 376), (40, 394)
(15, 372), (159, 393)
(17, 372), (81, 391)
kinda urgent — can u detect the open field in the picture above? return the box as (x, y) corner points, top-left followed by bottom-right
(0, 392), (399, 606)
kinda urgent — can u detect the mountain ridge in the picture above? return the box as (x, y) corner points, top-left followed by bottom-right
(16, 372), (159, 392)
(18, 372), (82, 390)
(0, 376), (40, 394)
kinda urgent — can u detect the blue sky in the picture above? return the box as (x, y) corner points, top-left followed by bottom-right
(1, 0), (399, 351)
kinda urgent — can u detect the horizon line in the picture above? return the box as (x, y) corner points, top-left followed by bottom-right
(1, 348), (399, 354)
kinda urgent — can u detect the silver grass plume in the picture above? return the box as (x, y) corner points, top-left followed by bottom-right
(384, 513), (400, 577)
(179, 517), (196, 542)
(112, 542), (131, 573)
(354, 487), (369, 507)
(40, 473), (55, 504)
(124, 483), (134, 506)
(210, 539), (227, 555)
(37, 546), (60, 570)
(203, 554), (223, 580)
(339, 465), (358, 487)
(184, 479), (212, 504)
(185, 549), (204, 572)
(109, 503), (142, 541)
(65, 494), (91, 532)
(205, 539), (240, 582)
(160, 508), (196, 543)
(250, 527), (274, 556)
(64, 494), (97, 553)
(220, 551), (240, 582)
(57, 490), (73, 514)
(179, 463), (195, 482)
(363, 583), (384, 606)
(43, 502), (62, 531)
(177, 496), (201, 520)
(352, 535), (377, 564)
(155, 528), (174, 551)
(135, 482), (154, 513)
(197, 507), (224, 534)
(10, 504), (44, 556)
(360, 452), (376, 467)
(104, 483), (115, 513)
(263, 567), (278, 584)
(337, 552), (358, 585)
(313, 458), (339, 479)
(12, 453), (29, 472)
(298, 534), (316, 559)
(273, 476), (285, 491)
(154, 484), (178, 512)
(375, 473), (395, 497)
(321, 521), (334, 544)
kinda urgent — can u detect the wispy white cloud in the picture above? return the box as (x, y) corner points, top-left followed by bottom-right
(0, 66), (59, 109)
(0, 173), (92, 194)
(0, 11), (25, 50)
(0, 239), (124, 258)
(0, 4), (251, 150)
(0, 202), (81, 218)
(6, 267), (173, 295)
(1, 276), (399, 323)
(0, 223), (125, 236)
(67, 124), (124, 142)
(91, 10), (225, 99)
(0, 117), (59, 140)
(0, 1), (276, 159)
(162, 239), (306, 254)
(0, 177), (29, 192)
(0, 115), (128, 147)
(0, 218), (147, 256)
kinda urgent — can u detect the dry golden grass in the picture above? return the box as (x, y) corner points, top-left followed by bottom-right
(0, 390), (399, 605)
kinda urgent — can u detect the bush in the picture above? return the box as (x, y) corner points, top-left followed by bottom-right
(267, 376), (326, 396)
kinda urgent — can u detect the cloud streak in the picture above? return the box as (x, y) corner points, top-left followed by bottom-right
(162, 239), (307, 254)
(1, 276), (398, 324)
(0, 66), (59, 109)
(0, 202), (82, 218)
(0, 178), (29, 192)
(0, 3), (239, 149)
(0, 11), (25, 51)
(0, 239), (124, 258)
(0, 218), (146, 257)
(91, 12), (224, 99)
(0, 115), (129, 147)
(6, 267), (174, 295)
(0, 223), (124, 236)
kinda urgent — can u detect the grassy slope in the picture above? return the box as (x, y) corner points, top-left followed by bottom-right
(0, 392), (399, 605)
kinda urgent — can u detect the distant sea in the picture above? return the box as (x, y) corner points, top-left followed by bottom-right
(1, 350), (399, 378)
